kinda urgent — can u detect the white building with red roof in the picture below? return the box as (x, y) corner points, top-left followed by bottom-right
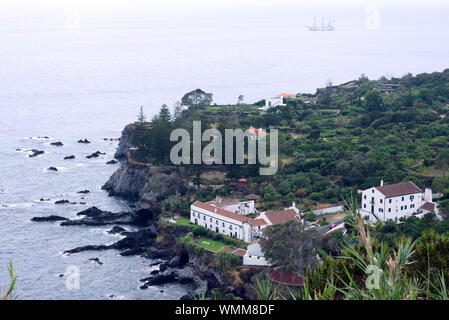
(190, 200), (266, 242)
(262, 93), (296, 111)
(360, 180), (439, 223)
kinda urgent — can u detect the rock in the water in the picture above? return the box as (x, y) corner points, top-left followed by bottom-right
(31, 215), (68, 222)
(86, 151), (105, 159)
(64, 244), (110, 254)
(78, 139), (91, 144)
(88, 258), (103, 265)
(106, 160), (117, 165)
(108, 225), (126, 235)
(47, 167), (58, 171)
(50, 141), (64, 146)
(29, 149), (44, 158)
(64, 155), (75, 160)
(141, 273), (177, 286)
(77, 190), (90, 194)
(55, 200), (70, 204)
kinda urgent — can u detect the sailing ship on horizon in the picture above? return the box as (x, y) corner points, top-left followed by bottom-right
(306, 16), (335, 31)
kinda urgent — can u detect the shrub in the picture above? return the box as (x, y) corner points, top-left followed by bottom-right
(216, 251), (241, 272)
(193, 226), (207, 237)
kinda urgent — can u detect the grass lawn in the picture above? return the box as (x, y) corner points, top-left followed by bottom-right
(175, 217), (192, 226)
(196, 237), (229, 252)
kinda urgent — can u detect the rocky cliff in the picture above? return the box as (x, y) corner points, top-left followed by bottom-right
(103, 124), (187, 202)
(114, 123), (136, 159)
(102, 152), (150, 199)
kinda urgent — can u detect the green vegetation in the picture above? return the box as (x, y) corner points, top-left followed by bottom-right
(174, 217), (192, 227)
(131, 70), (449, 299)
(260, 220), (318, 275)
(197, 237), (229, 252)
(1, 260), (17, 300)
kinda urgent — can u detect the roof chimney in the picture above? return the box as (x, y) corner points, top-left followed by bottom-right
(380, 180), (384, 187)
(215, 196), (221, 204)
(424, 188), (432, 202)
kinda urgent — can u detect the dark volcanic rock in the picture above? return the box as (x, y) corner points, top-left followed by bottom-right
(86, 151), (105, 159)
(61, 207), (155, 227)
(29, 149), (44, 158)
(64, 244), (110, 254)
(88, 258), (103, 265)
(141, 273), (177, 286)
(50, 141), (64, 146)
(55, 200), (70, 204)
(106, 160), (117, 165)
(77, 190), (90, 194)
(31, 215), (68, 222)
(47, 167), (58, 171)
(64, 155), (75, 160)
(108, 225), (126, 234)
(168, 252), (189, 268)
(78, 139), (91, 144)
(114, 124), (136, 159)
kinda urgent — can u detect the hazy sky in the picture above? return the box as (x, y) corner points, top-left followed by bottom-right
(1, 0), (448, 11)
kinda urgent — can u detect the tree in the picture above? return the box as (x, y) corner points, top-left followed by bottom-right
(148, 104), (173, 164)
(181, 89), (213, 109)
(263, 183), (280, 201)
(132, 106), (151, 161)
(260, 220), (318, 275)
(435, 150), (449, 177)
(137, 106), (146, 123)
(438, 199), (449, 217)
(327, 230), (345, 255)
(364, 90), (384, 112)
(237, 95), (244, 105)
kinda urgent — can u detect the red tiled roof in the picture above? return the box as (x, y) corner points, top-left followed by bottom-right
(420, 202), (436, 212)
(220, 247), (235, 253)
(248, 126), (267, 136)
(269, 269), (304, 286)
(232, 249), (247, 257)
(251, 219), (268, 227)
(192, 201), (258, 225)
(375, 181), (422, 198)
(264, 209), (299, 225)
(276, 93), (296, 98)
(215, 200), (239, 207)
(245, 194), (261, 200)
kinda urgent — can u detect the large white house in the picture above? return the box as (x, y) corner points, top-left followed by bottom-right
(359, 181), (438, 223)
(262, 93), (296, 111)
(190, 200), (266, 242)
(190, 199), (302, 243)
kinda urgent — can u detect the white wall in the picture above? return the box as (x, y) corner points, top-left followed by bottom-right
(243, 242), (270, 266)
(360, 188), (423, 223)
(312, 205), (344, 216)
(191, 206), (244, 240)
